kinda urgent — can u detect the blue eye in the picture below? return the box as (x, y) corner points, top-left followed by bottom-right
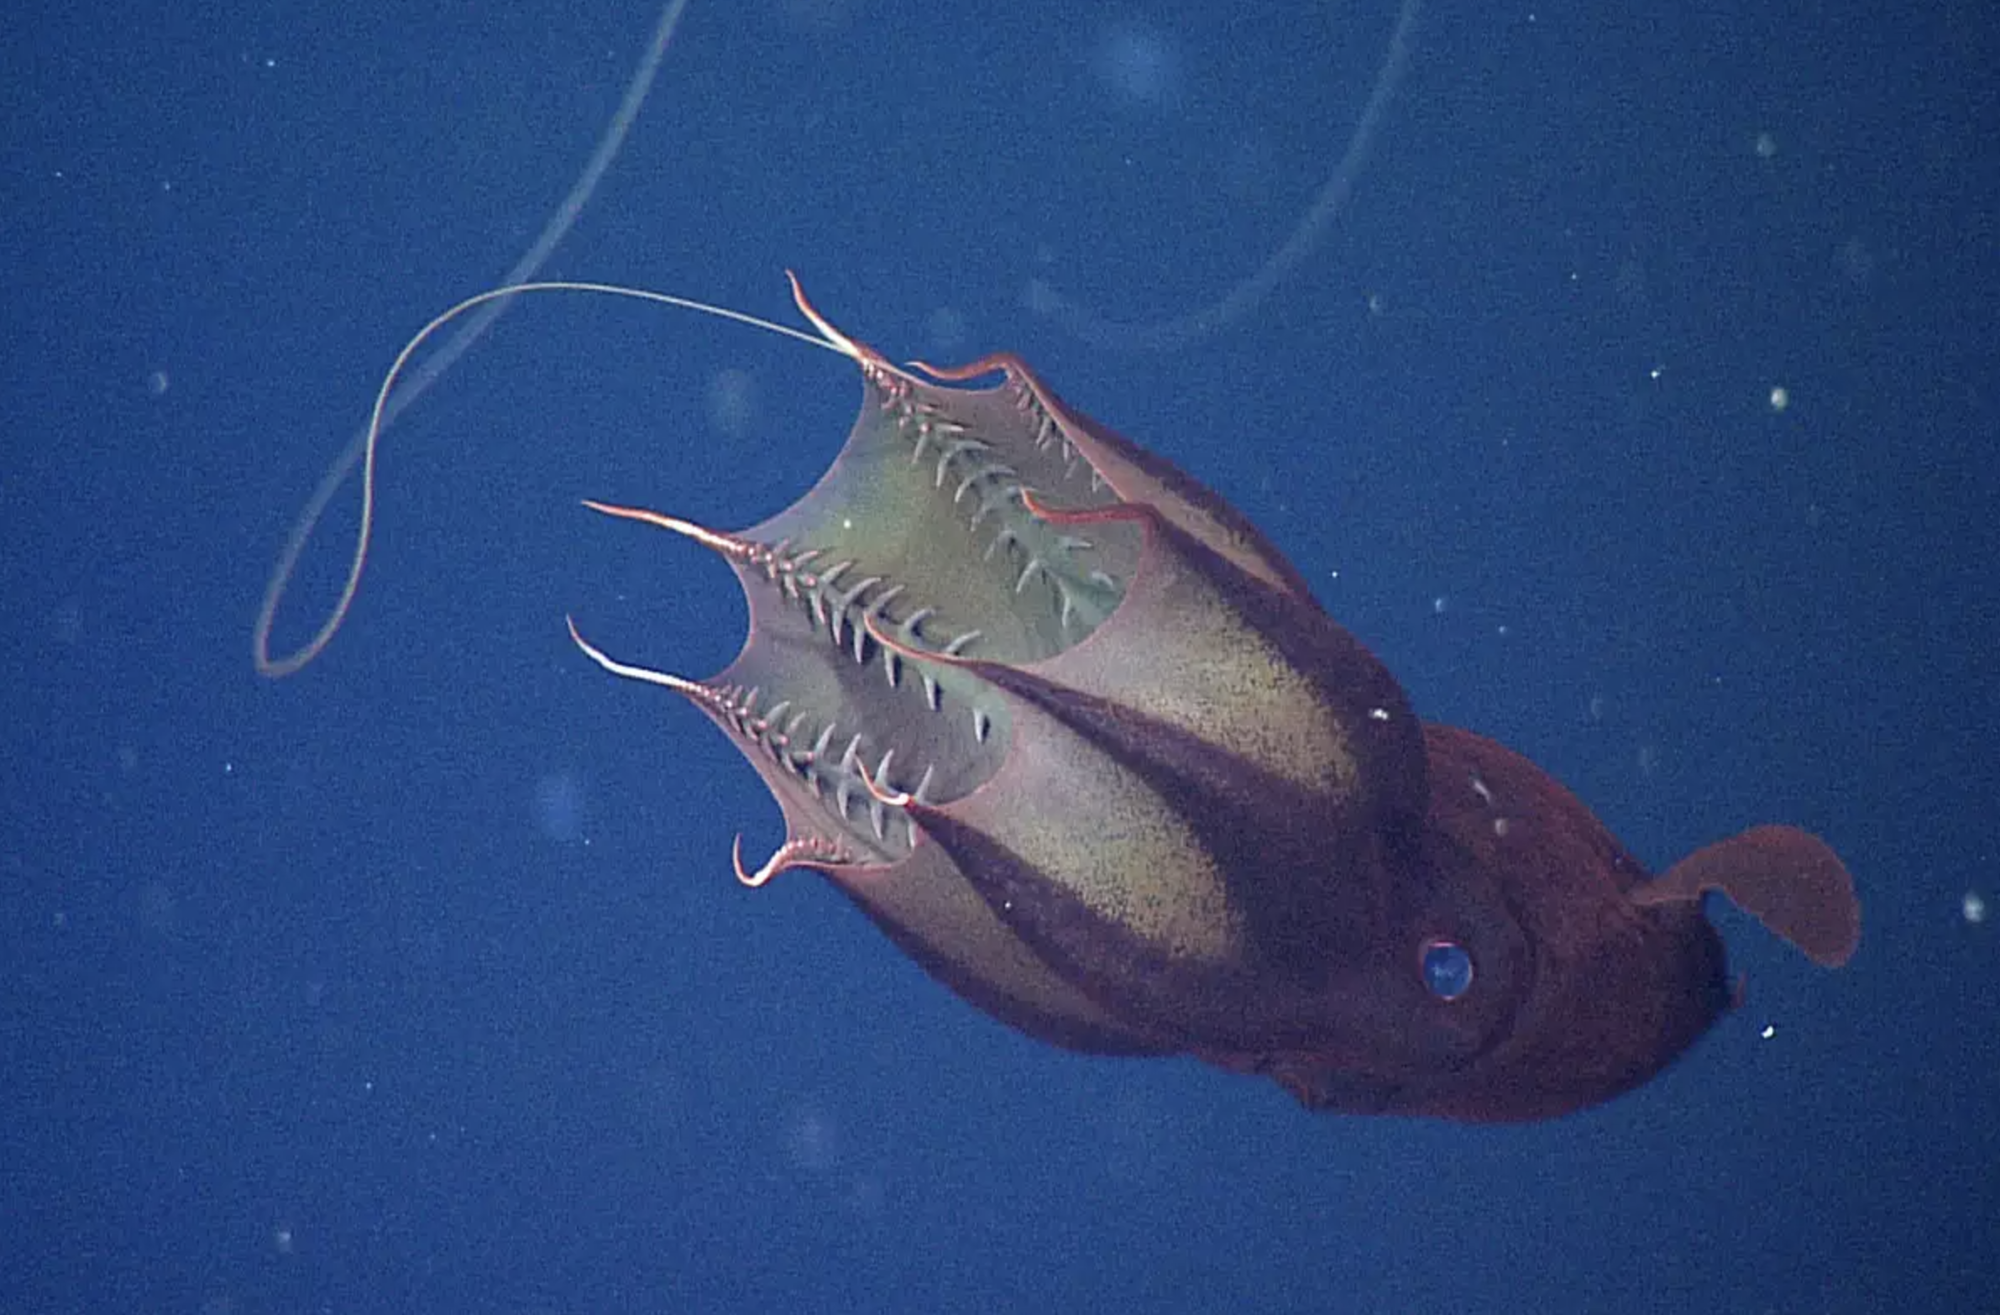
(1420, 938), (1474, 1001)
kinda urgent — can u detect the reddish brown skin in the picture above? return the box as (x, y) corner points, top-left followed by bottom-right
(1255, 724), (1735, 1121)
(596, 294), (1854, 1121)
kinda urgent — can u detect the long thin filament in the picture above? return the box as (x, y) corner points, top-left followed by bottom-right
(253, 0), (692, 677)
(257, 277), (840, 679)
(1025, 0), (1421, 352)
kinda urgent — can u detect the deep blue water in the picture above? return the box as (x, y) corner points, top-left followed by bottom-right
(4, 1), (1994, 1311)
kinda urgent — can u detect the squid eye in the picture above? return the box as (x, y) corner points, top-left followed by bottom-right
(1419, 938), (1474, 1001)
